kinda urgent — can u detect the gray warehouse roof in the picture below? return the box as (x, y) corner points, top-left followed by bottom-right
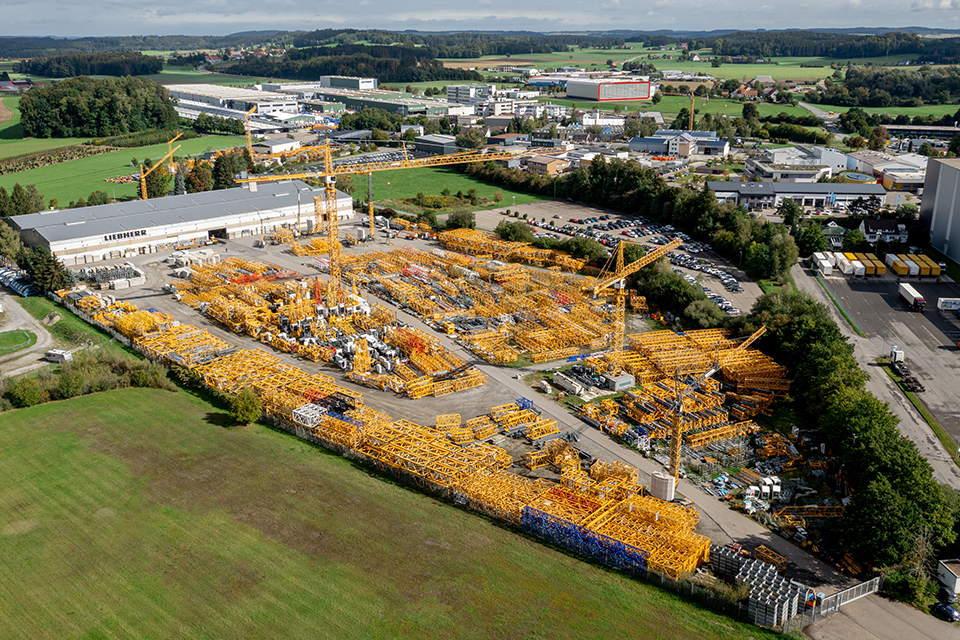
(11, 181), (343, 244)
(707, 181), (885, 196)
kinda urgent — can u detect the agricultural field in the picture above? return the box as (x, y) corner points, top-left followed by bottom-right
(0, 387), (779, 640)
(0, 135), (245, 205)
(370, 166), (546, 208)
(440, 41), (649, 72)
(0, 97), (89, 159)
(542, 94), (810, 119)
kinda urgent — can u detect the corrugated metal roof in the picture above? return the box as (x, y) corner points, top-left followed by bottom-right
(11, 181), (345, 244)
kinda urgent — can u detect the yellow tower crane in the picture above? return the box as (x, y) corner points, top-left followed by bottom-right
(667, 325), (767, 484)
(688, 93), (695, 131)
(581, 237), (683, 375)
(244, 106), (257, 157)
(237, 140), (535, 246)
(139, 133), (182, 200)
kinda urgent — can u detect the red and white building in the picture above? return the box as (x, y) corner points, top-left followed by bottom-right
(565, 78), (654, 102)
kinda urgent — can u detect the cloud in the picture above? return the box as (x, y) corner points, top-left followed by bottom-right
(602, 0), (621, 8)
(911, 0), (934, 9)
(847, 0), (862, 7)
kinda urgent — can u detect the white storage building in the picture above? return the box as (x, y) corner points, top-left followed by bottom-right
(11, 181), (353, 267)
(565, 78), (653, 102)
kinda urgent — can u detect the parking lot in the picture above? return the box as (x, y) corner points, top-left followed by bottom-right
(822, 273), (960, 441)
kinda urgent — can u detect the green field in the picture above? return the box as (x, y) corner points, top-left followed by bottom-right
(0, 387), (777, 639)
(371, 166), (547, 208)
(0, 135), (245, 204)
(811, 103), (960, 118)
(541, 94), (809, 119)
(0, 97), (89, 159)
(439, 42), (649, 72)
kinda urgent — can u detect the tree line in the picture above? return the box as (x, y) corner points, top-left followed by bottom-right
(695, 31), (928, 60)
(18, 76), (179, 138)
(222, 51), (483, 84)
(290, 29), (626, 58)
(15, 52), (162, 78)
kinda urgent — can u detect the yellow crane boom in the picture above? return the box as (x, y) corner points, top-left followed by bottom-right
(236, 141), (535, 242)
(244, 106), (257, 157)
(139, 134), (182, 200)
(582, 237), (682, 375)
(668, 325), (768, 483)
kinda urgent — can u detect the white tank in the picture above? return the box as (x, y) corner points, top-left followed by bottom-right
(650, 471), (676, 501)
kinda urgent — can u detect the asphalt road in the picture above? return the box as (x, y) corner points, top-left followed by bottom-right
(798, 268), (960, 488)
(0, 291), (55, 378)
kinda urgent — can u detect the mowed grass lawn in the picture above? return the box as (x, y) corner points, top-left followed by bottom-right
(541, 94), (810, 118)
(372, 166), (546, 207)
(0, 135), (245, 204)
(0, 388), (777, 640)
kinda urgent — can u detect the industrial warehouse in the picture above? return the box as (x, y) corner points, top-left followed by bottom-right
(10, 181), (353, 266)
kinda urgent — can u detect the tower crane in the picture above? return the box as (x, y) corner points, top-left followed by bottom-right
(581, 237), (683, 375)
(244, 106), (257, 157)
(139, 133), (182, 200)
(667, 325), (767, 484)
(236, 140), (536, 248)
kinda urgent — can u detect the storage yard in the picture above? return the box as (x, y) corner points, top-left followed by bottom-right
(10, 175), (945, 634)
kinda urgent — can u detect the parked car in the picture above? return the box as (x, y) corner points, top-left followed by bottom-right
(940, 587), (958, 604)
(933, 602), (960, 622)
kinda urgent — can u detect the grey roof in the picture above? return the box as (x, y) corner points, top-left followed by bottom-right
(416, 134), (457, 144)
(708, 182), (775, 195)
(699, 139), (729, 147)
(862, 219), (900, 233)
(707, 181), (885, 196)
(12, 181), (343, 244)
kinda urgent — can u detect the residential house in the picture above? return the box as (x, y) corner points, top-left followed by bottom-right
(859, 219), (908, 245)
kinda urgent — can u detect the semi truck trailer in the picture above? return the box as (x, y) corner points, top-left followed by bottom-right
(899, 283), (926, 311)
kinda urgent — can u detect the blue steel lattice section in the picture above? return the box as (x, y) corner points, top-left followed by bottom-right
(520, 507), (648, 576)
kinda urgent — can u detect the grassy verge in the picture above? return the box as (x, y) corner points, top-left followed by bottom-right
(0, 329), (37, 353)
(877, 358), (959, 465)
(17, 296), (137, 356)
(0, 387), (778, 640)
(813, 274), (865, 337)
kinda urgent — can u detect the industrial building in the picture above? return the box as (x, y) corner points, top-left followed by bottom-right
(165, 84), (298, 116)
(10, 181), (352, 266)
(708, 181), (887, 210)
(307, 87), (471, 117)
(630, 130), (728, 157)
(920, 158), (960, 265)
(565, 78), (653, 102)
(744, 146), (850, 182)
(414, 134), (459, 155)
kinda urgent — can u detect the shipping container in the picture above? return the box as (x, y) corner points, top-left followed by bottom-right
(824, 252), (837, 266)
(904, 260), (920, 276)
(872, 260), (887, 276)
(918, 255), (941, 276)
(885, 253), (898, 267)
(813, 252), (826, 264)
(851, 260), (866, 277)
(892, 260), (908, 276)
(844, 252), (858, 262)
(907, 255), (930, 277)
(818, 259), (832, 275)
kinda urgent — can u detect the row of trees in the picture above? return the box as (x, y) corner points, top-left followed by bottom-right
(461, 159), (798, 281)
(0, 183), (45, 217)
(193, 112), (245, 136)
(15, 52), (162, 78)
(736, 290), (957, 570)
(697, 31), (926, 60)
(18, 76), (179, 138)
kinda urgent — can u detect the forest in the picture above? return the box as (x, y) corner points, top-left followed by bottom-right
(223, 50), (483, 83)
(692, 30), (960, 62)
(289, 29), (628, 57)
(18, 76), (179, 138)
(15, 52), (163, 78)
(807, 65), (960, 108)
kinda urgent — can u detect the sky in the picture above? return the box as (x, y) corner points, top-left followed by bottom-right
(6, 0), (960, 37)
